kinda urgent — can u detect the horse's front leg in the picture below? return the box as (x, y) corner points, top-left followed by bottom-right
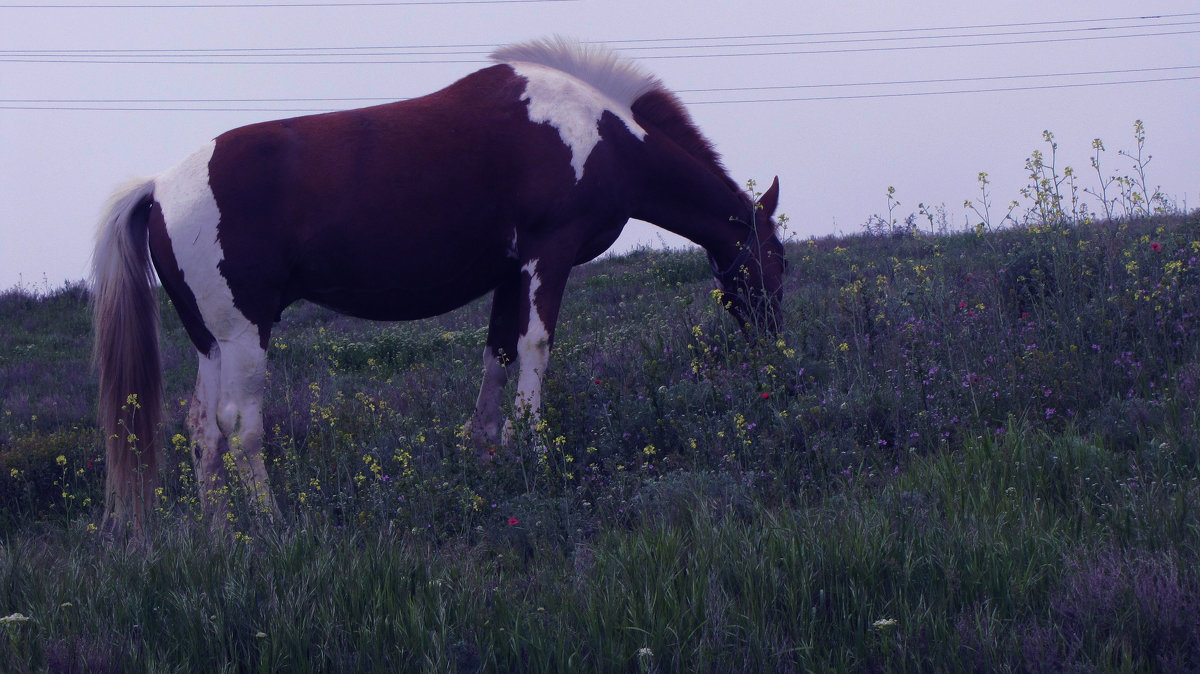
(504, 256), (568, 445)
(466, 256), (569, 454)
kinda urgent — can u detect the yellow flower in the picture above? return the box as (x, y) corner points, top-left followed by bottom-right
(56, 455), (67, 467)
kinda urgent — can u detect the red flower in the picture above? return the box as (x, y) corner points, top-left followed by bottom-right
(507, 517), (519, 526)
(593, 378), (603, 384)
(958, 301), (967, 309)
(760, 392), (771, 400)
(1151, 242), (1162, 252)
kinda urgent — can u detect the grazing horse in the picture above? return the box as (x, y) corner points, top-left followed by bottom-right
(92, 38), (786, 531)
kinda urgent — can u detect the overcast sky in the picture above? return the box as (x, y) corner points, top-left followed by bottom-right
(1, 0), (1197, 291)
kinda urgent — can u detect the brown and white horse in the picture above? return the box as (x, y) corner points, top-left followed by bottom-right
(92, 38), (785, 531)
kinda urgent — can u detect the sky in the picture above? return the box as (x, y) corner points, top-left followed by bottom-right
(1, 0), (1197, 291)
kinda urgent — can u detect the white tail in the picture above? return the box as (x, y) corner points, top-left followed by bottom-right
(90, 179), (163, 533)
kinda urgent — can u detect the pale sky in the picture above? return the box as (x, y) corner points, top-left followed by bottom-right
(1, 1), (1197, 291)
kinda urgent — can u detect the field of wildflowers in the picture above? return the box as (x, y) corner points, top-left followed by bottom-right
(1, 124), (1199, 671)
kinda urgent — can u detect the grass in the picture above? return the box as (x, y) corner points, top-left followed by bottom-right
(1, 124), (1199, 671)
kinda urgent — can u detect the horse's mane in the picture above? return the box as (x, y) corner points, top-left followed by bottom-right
(492, 38), (740, 193)
(628, 89), (741, 195)
(491, 37), (661, 108)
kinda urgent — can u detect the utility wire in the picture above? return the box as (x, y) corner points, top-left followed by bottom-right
(5, 20), (1199, 57)
(602, 11), (1200, 42)
(2, 68), (1196, 111)
(6, 17), (1200, 57)
(0, 0), (577, 7)
(639, 28), (1200, 60)
(4, 64), (1197, 103)
(1, 12), (1195, 108)
(677, 64), (1200, 93)
(2, 26), (1196, 64)
(618, 20), (1200, 53)
(686, 74), (1200, 105)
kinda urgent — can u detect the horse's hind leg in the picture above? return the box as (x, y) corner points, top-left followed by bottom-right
(188, 348), (231, 522)
(215, 335), (280, 519)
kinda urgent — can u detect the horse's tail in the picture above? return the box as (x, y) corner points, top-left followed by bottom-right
(90, 179), (162, 533)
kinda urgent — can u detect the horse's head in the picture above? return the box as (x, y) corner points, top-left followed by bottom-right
(708, 177), (786, 333)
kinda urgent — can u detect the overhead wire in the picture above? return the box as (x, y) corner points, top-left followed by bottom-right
(2, 21), (1198, 64)
(0, 0), (578, 8)
(601, 11), (1200, 42)
(687, 74), (1200, 105)
(2, 65), (1197, 110)
(0, 10), (1195, 108)
(6, 15), (1200, 52)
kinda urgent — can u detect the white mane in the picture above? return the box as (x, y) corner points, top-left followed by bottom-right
(490, 37), (663, 108)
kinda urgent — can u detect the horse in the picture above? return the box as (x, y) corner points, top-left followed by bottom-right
(91, 37), (786, 532)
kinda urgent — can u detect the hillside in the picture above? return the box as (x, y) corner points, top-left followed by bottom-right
(1, 212), (1199, 672)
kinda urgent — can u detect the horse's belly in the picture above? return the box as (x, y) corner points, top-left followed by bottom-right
(294, 238), (514, 321)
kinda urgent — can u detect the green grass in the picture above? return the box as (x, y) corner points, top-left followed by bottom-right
(1, 160), (1199, 669)
(1, 428), (1197, 672)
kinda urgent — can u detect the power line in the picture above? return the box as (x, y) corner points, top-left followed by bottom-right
(2, 67), (1196, 111)
(602, 11), (1200, 42)
(2, 14), (1197, 61)
(5, 16), (1199, 56)
(618, 19), (1200, 53)
(676, 64), (1200, 93)
(1, 12), (1195, 109)
(3, 25), (1196, 65)
(686, 74), (1200, 105)
(0, 0), (576, 7)
(639, 28), (1200, 60)
(5, 64), (1196, 102)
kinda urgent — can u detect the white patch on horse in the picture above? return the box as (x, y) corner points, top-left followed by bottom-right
(156, 144), (278, 516)
(515, 259), (550, 416)
(154, 140), (248, 339)
(510, 62), (647, 182)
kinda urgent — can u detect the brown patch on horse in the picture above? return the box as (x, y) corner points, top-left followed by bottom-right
(204, 64), (564, 342)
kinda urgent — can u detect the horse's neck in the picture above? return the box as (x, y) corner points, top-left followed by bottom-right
(631, 156), (746, 252)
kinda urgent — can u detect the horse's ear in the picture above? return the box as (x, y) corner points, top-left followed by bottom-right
(757, 176), (780, 219)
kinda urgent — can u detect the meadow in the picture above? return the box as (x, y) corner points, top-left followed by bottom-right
(1, 126), (1199, 672)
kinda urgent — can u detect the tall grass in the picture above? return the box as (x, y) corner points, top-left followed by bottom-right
(1, 124), (1198, 671)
